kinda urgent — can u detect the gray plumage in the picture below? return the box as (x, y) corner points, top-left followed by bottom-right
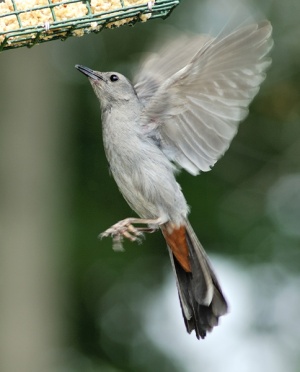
(76, 20), (273, 339)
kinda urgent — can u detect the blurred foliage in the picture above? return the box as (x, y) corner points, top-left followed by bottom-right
(1, 0), (300, 370)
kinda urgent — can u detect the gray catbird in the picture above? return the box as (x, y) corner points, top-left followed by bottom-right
(76, 21), (273, 339)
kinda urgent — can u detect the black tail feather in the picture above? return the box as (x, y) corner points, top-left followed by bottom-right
(167, 220), (228, 339)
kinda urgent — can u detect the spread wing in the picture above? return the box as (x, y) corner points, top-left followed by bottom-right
(134, 33), (212, 106)
(134, 21), (273, 175)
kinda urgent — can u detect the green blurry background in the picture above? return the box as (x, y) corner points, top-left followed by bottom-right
(1, 0), (300, 371)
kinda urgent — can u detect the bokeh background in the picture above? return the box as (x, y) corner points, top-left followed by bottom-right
(1, 0), (300, 371)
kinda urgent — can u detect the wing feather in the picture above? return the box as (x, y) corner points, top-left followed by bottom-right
(135, 21), (273, 174)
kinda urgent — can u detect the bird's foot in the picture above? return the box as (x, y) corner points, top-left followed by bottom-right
(99, 217), (160, 251)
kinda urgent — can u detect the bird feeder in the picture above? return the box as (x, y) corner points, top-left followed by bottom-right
(0, 0), (180, 51)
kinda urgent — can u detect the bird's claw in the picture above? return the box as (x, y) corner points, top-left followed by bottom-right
(99, 219), (145, 251)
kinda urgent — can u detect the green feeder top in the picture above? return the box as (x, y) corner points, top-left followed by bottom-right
(0, 0), (180, 51)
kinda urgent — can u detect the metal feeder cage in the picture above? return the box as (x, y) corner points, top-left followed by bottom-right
(0, 0), (180, 51)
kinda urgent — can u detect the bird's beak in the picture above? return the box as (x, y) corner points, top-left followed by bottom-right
(75, 65), (104, 81)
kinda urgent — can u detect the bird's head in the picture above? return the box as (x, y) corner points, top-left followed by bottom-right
(76, 65), (137, 109)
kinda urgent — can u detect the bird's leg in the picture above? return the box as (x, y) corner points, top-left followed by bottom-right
(99, 217), (162, 251)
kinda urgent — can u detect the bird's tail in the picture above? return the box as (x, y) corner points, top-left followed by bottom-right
(161, 219), (228, 339)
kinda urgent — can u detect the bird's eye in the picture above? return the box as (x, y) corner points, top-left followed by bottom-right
(110, 74), (119, 82)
